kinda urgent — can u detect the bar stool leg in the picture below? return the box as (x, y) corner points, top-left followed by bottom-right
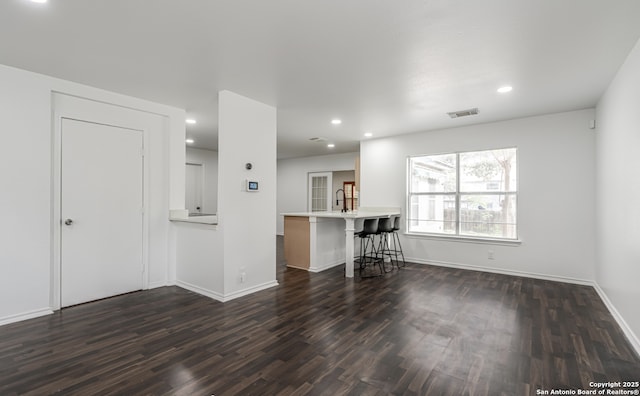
(391, 230), (406, 268)
(356, 218), (384, 278)
(376, 232), (393, 273)
(355, 233), (379, 277)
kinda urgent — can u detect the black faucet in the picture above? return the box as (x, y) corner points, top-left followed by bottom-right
(335, 189), (348, 213)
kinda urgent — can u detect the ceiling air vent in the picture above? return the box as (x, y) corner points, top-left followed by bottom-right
(447, 108), (479, 119)
(309, 137), (328, 142)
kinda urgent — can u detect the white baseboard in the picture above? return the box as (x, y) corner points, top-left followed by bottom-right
(222, 281), (279, 302)
(408, 257), (640, 357)
(176, 279), (279, 303)
(591, 283), (640, 357)
(407, 257), (593, 285)
(176, 280), (225, 302)
(286, 264), (310, 271)
(147, 281), (167, 289)
(309, 259), (344, 273)
(0, 308), (53, 327)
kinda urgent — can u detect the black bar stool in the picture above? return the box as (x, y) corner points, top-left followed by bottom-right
(375, 217), (394, 273)
(355, 218), (384, 277)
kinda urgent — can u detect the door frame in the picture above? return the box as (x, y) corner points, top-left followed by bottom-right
(51, 93), (152, 310)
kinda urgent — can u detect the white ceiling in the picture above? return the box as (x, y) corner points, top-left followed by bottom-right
(1, 0), (639, 158)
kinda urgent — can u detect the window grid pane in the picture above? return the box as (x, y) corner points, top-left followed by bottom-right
(460, 148), (517, 193)
(311, 176), (328, 211)
(407, 194), (457, 234)
(410, 153), (457, 193)
(458, 193), (517, 239)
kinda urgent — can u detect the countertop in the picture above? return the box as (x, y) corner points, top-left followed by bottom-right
(169, 213), (218, 225)
(282, 208), (400, 219)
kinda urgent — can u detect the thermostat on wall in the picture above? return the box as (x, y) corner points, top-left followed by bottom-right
(246, 180), (259, 192)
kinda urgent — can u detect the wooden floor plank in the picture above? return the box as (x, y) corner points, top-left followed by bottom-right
(1, 236), (638, 395)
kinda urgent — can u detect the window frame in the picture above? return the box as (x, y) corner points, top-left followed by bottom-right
(406, 147), (520, 243)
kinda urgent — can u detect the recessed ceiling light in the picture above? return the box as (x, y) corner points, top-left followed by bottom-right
(186, 119), (197, 124)
(185, 138), (195, 144)
(364, 132), (373, 138)
(327, 143), (335, 148)
(497, 86), (513, 93)
(331, 119), (342, 125)
(30, 0), (47, 3)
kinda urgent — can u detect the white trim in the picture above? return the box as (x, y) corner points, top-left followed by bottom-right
(51, 99), (62, 310)
(407, 257), (593, 285)
(176, 280), (225, 302)
(142, 124), (151, 290)
(176, 280), (279, 303)
(309, 259), (344, 273)
(169, 217), (218, 225)
(286, 255), (346, 274)
(148, 281), (168, 289)
(51, 93), (159, 310)
(0, 308), (53, 327)
(222, 281), (280, 302)
(286, 264), (310, 271)
(592, 283), (640, 357)
(405, 232), (522, 246)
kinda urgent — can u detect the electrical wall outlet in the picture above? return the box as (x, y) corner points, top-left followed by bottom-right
(488, 250), (495, 260)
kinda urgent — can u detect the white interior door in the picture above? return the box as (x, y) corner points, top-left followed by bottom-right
(61, 118), (144, 307)
(185, 162), (203, 214)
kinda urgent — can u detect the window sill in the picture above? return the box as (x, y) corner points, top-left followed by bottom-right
(404, 232), (522, 246)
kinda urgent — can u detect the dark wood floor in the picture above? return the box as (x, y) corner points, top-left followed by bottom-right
(1, 238), (639, 395)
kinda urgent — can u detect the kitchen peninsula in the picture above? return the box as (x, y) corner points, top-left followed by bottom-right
(282, 208), (400, 278)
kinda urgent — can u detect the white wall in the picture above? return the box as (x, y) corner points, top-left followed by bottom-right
(361, 109), (597, 282)
(0, 66), (52, 322)
(218, 91), (278, 297)
(276, 152), (358, 234)
(595, 38), (640, 348)
(174, 222), (224, 299)
(186, 147), (218, 214)
(0, 63), (184, 325)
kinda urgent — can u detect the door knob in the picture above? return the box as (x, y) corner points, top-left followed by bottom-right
(64, 219), (74, 226)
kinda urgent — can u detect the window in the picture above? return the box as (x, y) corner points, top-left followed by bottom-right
(308, 172), (332, 212)
(408, 148), (517, 240)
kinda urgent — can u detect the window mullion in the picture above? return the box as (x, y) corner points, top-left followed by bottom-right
(455, 153), (460, 236)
